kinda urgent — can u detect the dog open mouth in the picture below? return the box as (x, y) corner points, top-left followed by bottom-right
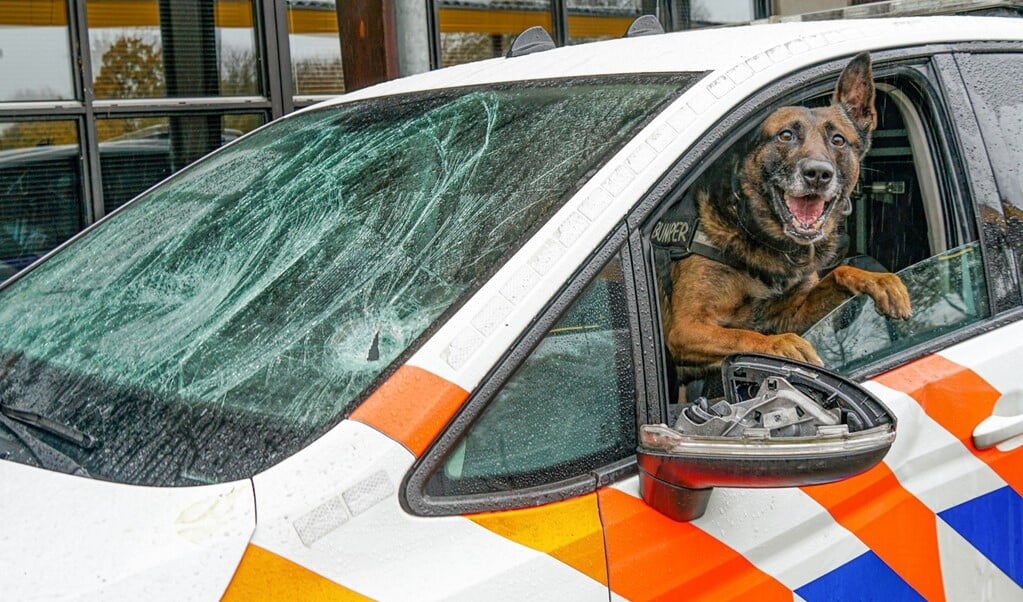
(781, 193), (831, 240)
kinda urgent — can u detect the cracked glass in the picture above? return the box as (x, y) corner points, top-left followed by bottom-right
(0, 75), (695, 485)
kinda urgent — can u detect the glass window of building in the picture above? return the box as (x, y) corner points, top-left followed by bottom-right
(0, 1), (283, 284)
(690, 0), (758, 27)
(566, 0), (643, 44)
(289, 0), (345, 96)
(86, 0), (260, 99)
(0, 1), (76, 102)
(97, 113), (265, 214)
(437, 0), (553, 67)
(0, 120), (83, 280)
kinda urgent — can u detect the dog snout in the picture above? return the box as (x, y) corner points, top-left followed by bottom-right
(798, 159), (834, 188)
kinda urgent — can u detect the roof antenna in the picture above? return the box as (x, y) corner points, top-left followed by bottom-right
(625, 14), (665, 37)
(507, 26), (557, 58)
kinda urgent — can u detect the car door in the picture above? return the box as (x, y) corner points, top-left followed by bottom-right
(602, 48), (1023, 601)
(394, 47), (1023, 601)
(395, 231), (638, 600)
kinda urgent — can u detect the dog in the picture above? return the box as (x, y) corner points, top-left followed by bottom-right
(663, 52), (912, 380)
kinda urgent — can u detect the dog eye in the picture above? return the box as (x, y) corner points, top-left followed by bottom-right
(831, 133), (847, 147)
(778, 130), (795, 142)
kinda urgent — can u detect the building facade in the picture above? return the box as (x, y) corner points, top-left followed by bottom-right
(0, 0), (1016, 281)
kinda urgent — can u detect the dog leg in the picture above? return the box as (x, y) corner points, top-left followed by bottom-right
(780, 265), (912, 331)
(831, 265), (913, 318)
(667, 257), (827, 367)
(668, 320), (823, 367)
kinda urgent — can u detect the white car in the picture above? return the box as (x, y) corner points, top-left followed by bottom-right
(1, 15), (1022, 601)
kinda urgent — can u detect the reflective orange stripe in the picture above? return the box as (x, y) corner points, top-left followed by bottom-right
(875, 355), (1023, 494)
(221, 544), (373, 602)
(598, 488), (791, 601)
(469, 492), (608, 585)
(351, 365), (469, 457)
(802, 462), (945, 601)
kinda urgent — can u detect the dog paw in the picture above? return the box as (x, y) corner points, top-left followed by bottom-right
(835, 268), (913, 320)
(862, 273), (912, 320)
(763, 333), (823, 366)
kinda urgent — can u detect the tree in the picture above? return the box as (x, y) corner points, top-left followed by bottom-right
(220, 47), (259, 96)
(93, 36), (165, 100)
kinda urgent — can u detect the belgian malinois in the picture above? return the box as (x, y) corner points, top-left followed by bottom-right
(664, 52), (912, 378)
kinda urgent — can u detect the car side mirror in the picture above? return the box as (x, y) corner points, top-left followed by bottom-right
(637, 354), (896, 522)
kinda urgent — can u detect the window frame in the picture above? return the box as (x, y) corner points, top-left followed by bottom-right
(626, 46), (1021, 425)
(403, 225), (641, 517)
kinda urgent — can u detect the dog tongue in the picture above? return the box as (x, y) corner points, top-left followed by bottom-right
(787, 195), (825, 226)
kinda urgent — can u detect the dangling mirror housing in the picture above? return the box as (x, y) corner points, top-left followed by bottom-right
(637, 354), (897, 522)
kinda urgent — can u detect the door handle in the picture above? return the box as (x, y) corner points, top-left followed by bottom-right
(973, 414), (1023, 450)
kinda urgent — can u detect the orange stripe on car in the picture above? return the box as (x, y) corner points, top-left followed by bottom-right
(875, 354), (1023, 494)
(351, 365), (469, 457)
(221, 544), (373, 601)
(469, 492), (608, 585)
(598, 488), (791, 601)
(802, 462), (945, 602)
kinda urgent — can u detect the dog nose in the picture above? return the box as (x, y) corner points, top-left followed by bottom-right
(799, 159), (834, 187)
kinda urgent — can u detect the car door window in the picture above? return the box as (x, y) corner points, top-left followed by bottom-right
(425, 254), (636, 498)
(955, 52), (1023, 289)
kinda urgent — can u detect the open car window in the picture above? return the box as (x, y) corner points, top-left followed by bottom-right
(647, 61), (993, 408)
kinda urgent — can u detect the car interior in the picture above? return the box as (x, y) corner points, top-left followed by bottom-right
(650, 71), (982, 410)
(851, 81), (945, 272)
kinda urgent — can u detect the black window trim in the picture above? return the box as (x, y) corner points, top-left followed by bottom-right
(625, 44), (1023, 426)
(402, 225), (642, 517)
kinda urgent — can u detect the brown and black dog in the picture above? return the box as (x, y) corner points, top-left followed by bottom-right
(664, 52), (912, 379)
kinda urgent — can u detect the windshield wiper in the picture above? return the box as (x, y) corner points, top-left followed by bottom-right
(0, 403), (97, 449)
(0, 404), (97, 477)
(0, 413), (90, 477)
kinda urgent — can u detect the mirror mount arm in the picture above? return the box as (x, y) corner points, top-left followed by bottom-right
(638, 461), (711, 522)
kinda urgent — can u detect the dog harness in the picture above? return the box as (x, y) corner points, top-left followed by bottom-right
(651, 187), (747, 272)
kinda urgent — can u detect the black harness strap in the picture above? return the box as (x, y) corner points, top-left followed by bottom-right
(651, 189), (750, 298)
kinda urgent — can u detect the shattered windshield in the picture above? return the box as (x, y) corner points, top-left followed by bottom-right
(0, 75), (697, 485)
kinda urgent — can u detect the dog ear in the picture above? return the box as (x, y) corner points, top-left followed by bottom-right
(832, 52), (877, 135)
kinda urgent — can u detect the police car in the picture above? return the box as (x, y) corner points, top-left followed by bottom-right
(1, 15), (1022, 601)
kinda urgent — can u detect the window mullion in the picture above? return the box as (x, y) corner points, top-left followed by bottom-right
(255, 0), (292, 119)
(68, 0), (104, 224)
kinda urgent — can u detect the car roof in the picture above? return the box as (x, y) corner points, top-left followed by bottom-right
(322, 16), (1023, 106)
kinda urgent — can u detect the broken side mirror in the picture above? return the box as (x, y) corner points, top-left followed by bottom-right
(637, 354), (896, 522)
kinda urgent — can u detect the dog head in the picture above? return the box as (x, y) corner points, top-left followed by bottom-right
(736, 52), (877, 246)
